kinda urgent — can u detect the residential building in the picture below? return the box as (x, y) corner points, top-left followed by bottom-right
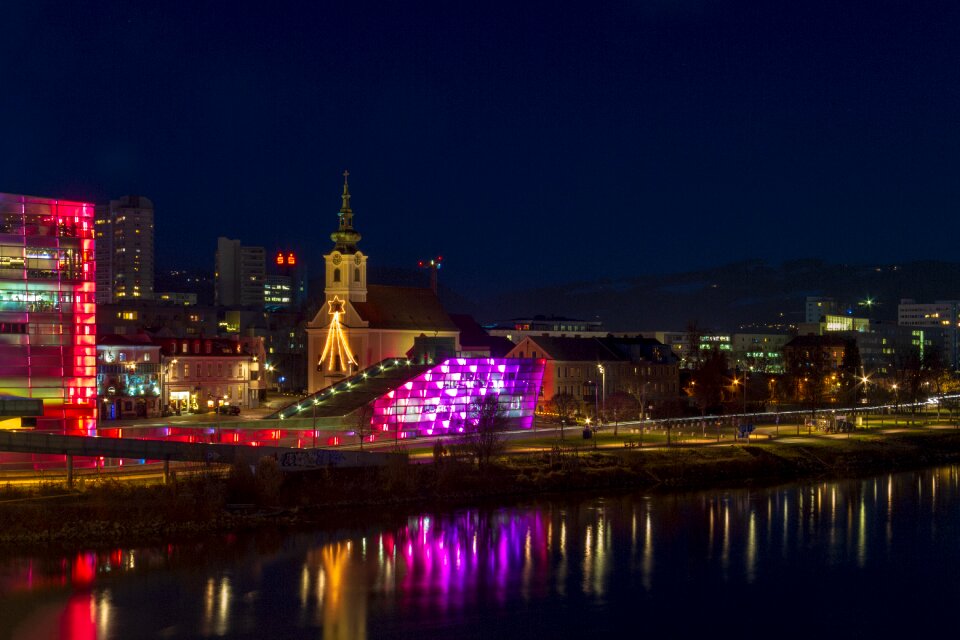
(215, 237), (265, 307)
(94, 195), (155, 303)
(157, 336), (258, 412)
(505, 335), (679, 416)
(782, 335), (849, 372)
(97, 302), (219, 337)
(0, 192), (96, 431)
(96, 334), (162, 419)
(156, 292), (198, 306)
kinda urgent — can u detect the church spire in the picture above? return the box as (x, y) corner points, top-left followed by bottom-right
(340, 170), (352, 217)
(330, 169), (361, 252)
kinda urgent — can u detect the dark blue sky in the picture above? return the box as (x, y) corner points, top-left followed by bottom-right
(2, 1), (959, 297)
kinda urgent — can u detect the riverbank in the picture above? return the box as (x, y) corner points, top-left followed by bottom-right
(3, 428), (960, 550)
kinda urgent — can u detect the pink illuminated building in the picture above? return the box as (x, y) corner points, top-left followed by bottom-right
(370, 357), (545, 436)
(0, 193), (97, 431)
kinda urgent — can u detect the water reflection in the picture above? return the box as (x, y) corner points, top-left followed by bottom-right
(3, 466), (960, 638)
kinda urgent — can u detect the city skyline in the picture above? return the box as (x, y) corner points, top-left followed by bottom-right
(3, 1), (960, 296)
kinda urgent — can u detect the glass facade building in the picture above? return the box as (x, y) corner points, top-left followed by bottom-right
(0, 193), (96, 431)
(371, 357), (545, 436)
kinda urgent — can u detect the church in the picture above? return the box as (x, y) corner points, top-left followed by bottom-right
(305, 173), (460, 393)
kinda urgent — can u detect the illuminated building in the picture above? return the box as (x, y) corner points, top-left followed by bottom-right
(271, 356), (544, 437)
(156, 291), (198, 306)
(97, 335), (162, 419)
(94, 195), (155, 303)
(370, 357), (543, 435)
(487, 315), (607, 343)
(215, 237), (265, 307)
(306, 173), (459, 392)
(782, 335), (849, 371)
(898, 299), (960, 367)
(506, 336), (678, 415)
(157, 337), (258, 412)
(264, 275), (292, 310)
(731, 333), (789, 373)
(0, 192), (96, 431)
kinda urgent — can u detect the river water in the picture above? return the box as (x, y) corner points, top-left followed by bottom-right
(3, 466), (960, 639)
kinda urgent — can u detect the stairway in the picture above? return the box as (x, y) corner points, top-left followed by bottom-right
(263, 359), (432, 420)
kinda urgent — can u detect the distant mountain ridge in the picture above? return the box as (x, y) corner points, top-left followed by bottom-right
(449, 260), (960, 332)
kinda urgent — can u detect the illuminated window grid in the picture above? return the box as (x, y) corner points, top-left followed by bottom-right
(371, 358), (545, 436)
(0, 194), (96, 433)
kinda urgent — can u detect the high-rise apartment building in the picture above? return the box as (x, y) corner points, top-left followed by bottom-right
(215, 237), (265, 307)
(0, 192), (96, 431)
(94, 195), (155, 303)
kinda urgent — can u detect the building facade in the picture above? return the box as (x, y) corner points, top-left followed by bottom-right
(157, 337), (257, 412)
(94, 195), (155, 303)
(898, 299), (960, 367)
(506, 335), (679, 417)
(215, 237), (265, 307)
(0, 192), (96, 431)
(732, 333), (790, 373)
(97, 335), (162, 420)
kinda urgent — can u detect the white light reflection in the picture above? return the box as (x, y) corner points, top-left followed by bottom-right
(95, 589), (112, 638)
(721, 504), (730, 575)
(642, 512), (653, 591)
(556, 518), (567, 597)
(217, 577), (231, 636)
(857, 498), (867, 568)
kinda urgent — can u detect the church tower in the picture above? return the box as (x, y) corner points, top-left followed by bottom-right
(324, 170), (368, 303)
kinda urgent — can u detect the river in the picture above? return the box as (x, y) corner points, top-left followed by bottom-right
(3, 466), (960, 638)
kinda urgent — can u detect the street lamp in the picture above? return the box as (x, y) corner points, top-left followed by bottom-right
(596, 363), (606, 424)
(892, 383), (899, 424)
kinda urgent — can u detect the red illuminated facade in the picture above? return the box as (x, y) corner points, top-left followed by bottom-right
(0, 193), (97, 431)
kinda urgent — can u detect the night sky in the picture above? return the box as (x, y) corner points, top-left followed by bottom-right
(2, 1), (959, 297)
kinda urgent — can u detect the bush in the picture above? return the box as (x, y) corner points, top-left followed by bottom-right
(227, 458), (257, 504)
(255, 456), (283, 505)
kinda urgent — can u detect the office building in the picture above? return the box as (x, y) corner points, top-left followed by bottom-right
(0, 192), (96, 431)
(898, 299), (960, 367)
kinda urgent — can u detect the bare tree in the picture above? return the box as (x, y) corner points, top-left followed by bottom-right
(838, 339), (862, 406)
(606, 391), (639, 437)
(354, 401), (375, 450)
(549, 392), (580, 440)
(685, 321), (703, 370)
(459, 394), (509, 471)
(689, 346), (727, 415)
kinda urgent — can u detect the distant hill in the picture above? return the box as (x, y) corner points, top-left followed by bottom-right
(448, 260), (960, 332)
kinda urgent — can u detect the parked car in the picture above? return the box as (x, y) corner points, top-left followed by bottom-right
(217, 405), (241, 416)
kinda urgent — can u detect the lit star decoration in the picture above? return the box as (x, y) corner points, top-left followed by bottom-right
(320, 296), (357, 372)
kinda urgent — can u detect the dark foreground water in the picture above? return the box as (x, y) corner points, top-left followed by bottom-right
(3, 467), (960, 639)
